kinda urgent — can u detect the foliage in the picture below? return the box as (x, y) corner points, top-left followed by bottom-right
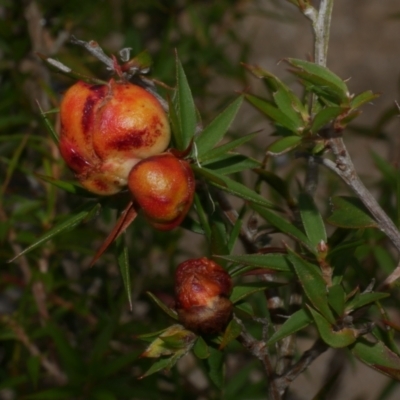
(2, 1), (400, 399)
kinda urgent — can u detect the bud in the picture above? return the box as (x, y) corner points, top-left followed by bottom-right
(128, 153), (195, 230)
(175, 258), (233, 334)
(59, 79), (170, 195)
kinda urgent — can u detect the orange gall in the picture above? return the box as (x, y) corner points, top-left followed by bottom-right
(59, 79), (170, 195)
(175, 258), (233, 335)
(128, 153), (195, 230)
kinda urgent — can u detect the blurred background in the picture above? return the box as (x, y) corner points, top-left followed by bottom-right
(1, 1), (400, 399)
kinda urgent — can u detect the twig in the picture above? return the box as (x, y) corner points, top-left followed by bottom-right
(274, 339), (328, 394)
(301, 0), (334, 194)
(379, 259), (400, 290)
(234, 315), (281, 400)
(319, 145), (400, 252)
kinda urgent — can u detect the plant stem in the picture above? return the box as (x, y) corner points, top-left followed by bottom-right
(301, 0), (335, 195)
(320, 143), (400, 252)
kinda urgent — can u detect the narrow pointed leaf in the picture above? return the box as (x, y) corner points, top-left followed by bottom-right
(203, 154), (260, 175)
(138, 356), (177, 379)
(298, 193), (327, 249)
(308, 307), (357, 348)
(245, 94), (300, 133)
(196, 96), (243, 158)
(254, 169), (294, 204)
(286, 58), (349, 103)
(273, 87), (304, 128)
(266, 136), (302, 156)
(167, 94), (182, 149)
(311, 106), (346, 133)
(251, 204), (315, 252)
(146, 292), (178, 320)
(174, 57), (196, 150)
(200, 132), (259, 163)
(267, 308), (312, 346)
(345, 292), (389, 313)
(193, 167), (275, 208)
(116, 237), (133, 311)
(350, 90), (379, 109)
(216, 253), (291, 273)
(35, 174), (94, 197)
(206, 347), (224, 389)
(242, 63), (307, 117)
(351, 338), (400, 381)
(327, 284), (346, 316)
(230, 282), (281, 304)
(8, 205), (96, 262)
(193, 336), (210, 359)
(37, 53), (107, 85)
(37, 103), (59, 144)
(327, 196), (377, 229)
(219, 318), (242, 350)
(90, 202), (138, 267)
(288, 249), (335, 323)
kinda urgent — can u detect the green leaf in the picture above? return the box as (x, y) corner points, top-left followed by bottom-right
(8, 203), (96, 262)
(219, 318), (242, 350)
(195, 96), (243, 158)
(146, 292), (178, 320)
(216, 253), (292, 273)
(167, 93), (182, 148)
(254, 169), (294, 205)
(298, 193), (327, 249)
(243, 63), (308, 121)
(230, 282), (280, 304)
(351, 338), (400, 380)
(350, 90), (379, 109)
(327, 196), (377, 229)
(193, 167), (275, 209)
(308, 307), (357, 348)
(35, 174), (94, 197)
(206, 346), (224, 389)
(273, 87), (305, 127)
(286, 58), (349, 104)
(136, 327), (171, 343)
(266, 136), (302, 156)
(311, 106), (346, 133)
(37, 104), (59, 144)
(38, 53), (106, 85)
(234, 301), (254, 316)
(116, 237), (133, 311)
(203, 154), (261, 175)
(327, 284), (346, 316)
(251, 204), (315, 253)
(193, 193), (212, 240)
(174, 57), (197, 150)
(210, 222), (229, 257)
(193, 336), (210, 359)
(199, 132), (259, 163)
(287, 249), (335, 323)
(345, 292), (389, 313)
(245, 94), (301, 133)
(267, 308), (312, 346)
(139, 356), (177, 379)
